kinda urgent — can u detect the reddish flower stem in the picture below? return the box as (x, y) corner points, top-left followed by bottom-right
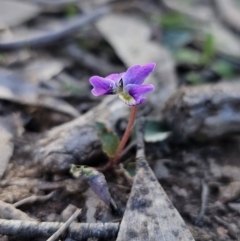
(112, 105), (138, 164)
(101, 106), (138, 171)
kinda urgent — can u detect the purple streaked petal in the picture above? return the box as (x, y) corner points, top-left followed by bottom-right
(138, 97), (147, 105)
(105, 73), (125, 82)
(127, 84), (154, 98)
(89, 76), (115, 96)
(123, 63), (156, 86)
(124, 85), (154, 106)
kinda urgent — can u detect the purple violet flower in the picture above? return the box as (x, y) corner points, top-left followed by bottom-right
(89, 63), (156, 106)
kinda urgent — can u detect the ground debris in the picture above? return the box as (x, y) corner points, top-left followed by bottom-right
(116, 119), (195, 240)
(0, 0), (40, 29)
(0, 201), (35, 221)
(0, 219), (119, 240)
(164, 82), (240, 140)
(219, 181), (240, 203)
(0, 70), (79, 117)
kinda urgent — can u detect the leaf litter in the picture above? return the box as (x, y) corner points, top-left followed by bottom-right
(1, 0), (240, 240)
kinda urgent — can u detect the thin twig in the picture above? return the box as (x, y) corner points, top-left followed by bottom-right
(47, 209), (81, 241)
(195, 179), (209, 225)
(0, 6), (111, 50)
(65, 44), (124, 76)
(0, 219), (119, 240)
(0, 201), (35, 221)
(13, 191), (56, 208)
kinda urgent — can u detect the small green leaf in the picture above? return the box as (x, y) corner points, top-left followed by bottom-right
(144, 120), (171, 143)
(95, 122), (119, 158)
(160, 13), (188, 29)
(201, 33), (215, 65)
(186, 72), (203, 85)
(65, 4), (78, 17)
(211, 60), (235, 78)
(174, 48), (202, 65)
(63, 83), (82, 95)
(125, 162), (136, 177)
(70, 164), (81, 178)
(0, 53), (4, 63)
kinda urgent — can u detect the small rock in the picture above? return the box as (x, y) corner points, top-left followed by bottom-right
(217, 226), (228, 236)
(183, 204), (198, 220)
(221, 165), (240, 181)
(61, 204), (77, 222)
(209, 159), (222, 179)
(210, 201), (227, 213)
(228, 202), (240, 214)
(0, 235), (8, 241)
(153, 160), (169, 179)
(172, 185), (188, 198)
(187, 167), (197, 175)
(219, 181), (240, 203)
(46, 213), (60, 222)
(228, 223), (239, 239)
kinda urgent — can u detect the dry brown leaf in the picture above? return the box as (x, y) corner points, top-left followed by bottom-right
(0, 70), (79, 117)
(0, 115), (24, 179)
(0, 0), (40, 29)
(15, 57), (70, 84)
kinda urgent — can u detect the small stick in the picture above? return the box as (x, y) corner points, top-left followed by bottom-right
(0, 219), (119, 240)
(47, 209), (81, 241)
(195, 179), (209, 225)
(65, 44), (124, 76)
(0, 6), (111, 50)
(14, 191), (56, 208)
(0, 201), (35, 221)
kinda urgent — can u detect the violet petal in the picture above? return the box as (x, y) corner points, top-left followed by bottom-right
(126, 84), (154, 104)
(89, 76), (115, 96)
(123, 63), (156, 86)
(105, 73), (125, 82)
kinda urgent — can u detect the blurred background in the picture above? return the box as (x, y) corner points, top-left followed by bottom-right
(1, 0), (240, 129)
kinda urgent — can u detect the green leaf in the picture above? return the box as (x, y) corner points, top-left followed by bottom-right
(95, 122), (119, 158)
(144, 119), (171, 143)
(160, 13), (188, 29)
(0, 53), (4, 63)
(70, 164), (81, 178)
(63, 83), (82, 95)
(211, 60), (235, 78)
(65, 4), (78, 17)
(201, 33), (215, 65)
(125, 162), (136, 177)
(174, 48), (202, 65)
(186, 72), (203, 85)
